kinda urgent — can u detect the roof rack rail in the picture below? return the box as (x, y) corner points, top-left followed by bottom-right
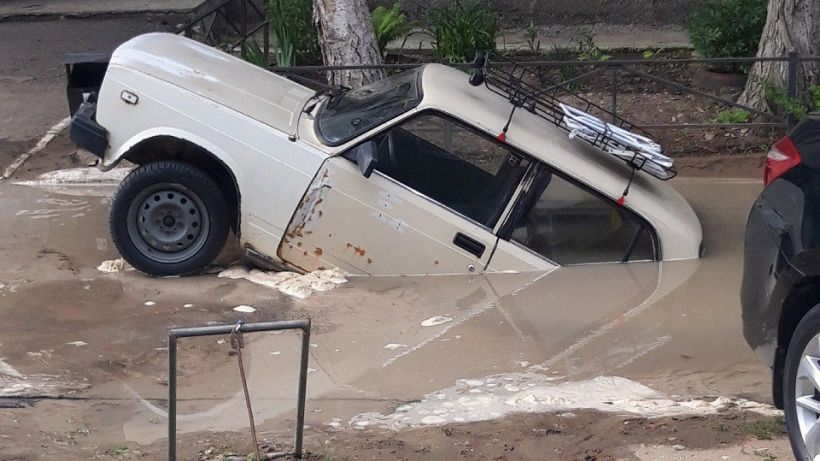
(469, 52), (676, 181)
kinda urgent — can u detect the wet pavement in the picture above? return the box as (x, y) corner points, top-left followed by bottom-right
(0, 175), (768, 447)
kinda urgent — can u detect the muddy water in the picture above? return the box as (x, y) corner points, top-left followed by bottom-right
(0, 178), (767, 445)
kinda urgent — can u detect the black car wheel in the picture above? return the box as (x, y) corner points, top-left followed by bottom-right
(784, 304), (820, 460)
(110, 161), (230, 276)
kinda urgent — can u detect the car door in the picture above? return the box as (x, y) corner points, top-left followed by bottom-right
(278, 112), (544, 275)
(496, 164), (659, 265)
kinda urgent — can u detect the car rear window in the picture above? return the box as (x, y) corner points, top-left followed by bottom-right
(316, 68), (422, 146)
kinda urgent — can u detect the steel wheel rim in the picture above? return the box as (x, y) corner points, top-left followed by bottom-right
(795, 333), (820, 459)
(126, 183), (210, 264)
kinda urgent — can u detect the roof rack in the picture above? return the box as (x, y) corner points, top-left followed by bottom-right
(469, 52), (676, 181)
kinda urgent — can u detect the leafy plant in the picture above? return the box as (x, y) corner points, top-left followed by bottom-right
(575, 32), (610, 62)
(266, 0), (320, 66)
(241, 38), (269, 67)
(716, 108), (750, 123)
(524, 20), (541, 53)
(425, 0), (498, 63)
(766, 81), (820, 119)
(543, 45), (578, 91)
(642, 48), (663, 60)
(372, 3), (414, 57)
(686, 0), (766, 72)
(107, 444), (129, 455)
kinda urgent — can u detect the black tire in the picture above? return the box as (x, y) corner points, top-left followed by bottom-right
(110, 161), (230, 276)
(784, 304), (820, 461)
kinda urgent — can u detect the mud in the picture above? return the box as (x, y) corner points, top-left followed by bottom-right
(0, 171), (787, 460)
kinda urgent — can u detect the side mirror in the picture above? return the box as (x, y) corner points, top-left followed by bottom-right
(355, 141), (378, 178)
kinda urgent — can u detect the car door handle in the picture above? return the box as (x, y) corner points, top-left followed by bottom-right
(453, 232), (485, 258)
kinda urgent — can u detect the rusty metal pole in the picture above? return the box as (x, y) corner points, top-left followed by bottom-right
(168, 335), (178, 461)
(295, 320), (311, 458)
(168, 320), (312, 460)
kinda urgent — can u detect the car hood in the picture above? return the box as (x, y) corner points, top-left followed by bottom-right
(109, 33), (314, 135)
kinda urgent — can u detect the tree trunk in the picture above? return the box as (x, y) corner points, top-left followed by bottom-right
(313, 0), (385, 88)
(737, 0), (819, 113)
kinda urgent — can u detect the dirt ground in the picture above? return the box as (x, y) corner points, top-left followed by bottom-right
(0, 12), (793, 461)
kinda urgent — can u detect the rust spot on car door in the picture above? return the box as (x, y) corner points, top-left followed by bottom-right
(345, 243), (366, 257)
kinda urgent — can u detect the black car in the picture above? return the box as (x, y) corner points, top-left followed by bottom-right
(742, 113), (820, 460)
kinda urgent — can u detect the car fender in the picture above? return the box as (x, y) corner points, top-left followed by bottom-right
(99, 126), (238, 172)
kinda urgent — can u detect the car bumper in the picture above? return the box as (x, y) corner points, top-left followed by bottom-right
(69, 101), (108, 159)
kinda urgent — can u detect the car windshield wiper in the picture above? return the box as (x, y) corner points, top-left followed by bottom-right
(324, 86), (350, 111)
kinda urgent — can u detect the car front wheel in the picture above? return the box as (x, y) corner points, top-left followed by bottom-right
(785, 304), (820, 460)
(109, 161), (230, 276)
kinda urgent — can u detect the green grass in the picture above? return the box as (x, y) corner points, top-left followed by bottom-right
(738, 416), (785, 440)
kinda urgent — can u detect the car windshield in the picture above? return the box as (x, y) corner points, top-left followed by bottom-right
(316, 68), (422, 146)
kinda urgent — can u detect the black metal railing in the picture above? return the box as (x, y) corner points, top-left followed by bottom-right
(178, 0), (269, 56)
(175, 0), (816, 138)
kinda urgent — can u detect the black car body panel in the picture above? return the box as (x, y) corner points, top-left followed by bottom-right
(69, 101), (108, 159)
(741, 113), (820, 408)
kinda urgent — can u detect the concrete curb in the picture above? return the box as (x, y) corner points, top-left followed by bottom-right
(0, 0), (206, 19)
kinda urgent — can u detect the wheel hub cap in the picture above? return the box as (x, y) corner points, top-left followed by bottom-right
(126, 184), (211, 265)
(795, 335), (820, 458)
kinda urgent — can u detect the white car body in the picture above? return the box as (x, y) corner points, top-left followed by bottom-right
(76, 33), (702, 276)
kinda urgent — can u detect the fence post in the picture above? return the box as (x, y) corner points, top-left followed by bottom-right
(787, 51), (798, 129)
(611, 65), (618, 123)
(168, 334), (178, 461)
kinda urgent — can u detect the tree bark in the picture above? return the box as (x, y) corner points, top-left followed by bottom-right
(313, 0), (385, 88)
(737, 0), (819, 113)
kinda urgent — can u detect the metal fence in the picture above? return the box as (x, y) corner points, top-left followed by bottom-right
(177, 0), (818, 138)
(167, 319), (311, 460)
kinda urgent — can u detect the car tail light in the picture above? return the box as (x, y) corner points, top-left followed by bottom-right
(764, 136), (801, 186)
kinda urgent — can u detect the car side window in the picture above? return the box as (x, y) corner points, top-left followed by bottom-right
(370, 113), (531, 228)
(506, 168), (656, 264)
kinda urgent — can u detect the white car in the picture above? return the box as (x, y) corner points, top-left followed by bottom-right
(69, 33), (702, 276)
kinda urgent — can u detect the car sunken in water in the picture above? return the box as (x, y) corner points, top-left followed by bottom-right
(70, 33), (702, 277)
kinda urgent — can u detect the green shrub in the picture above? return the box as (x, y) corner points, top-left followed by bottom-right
(372, 3), (414, 57)
(686, 0), (766, 72)
(241, 38), (269, 67)
(716, 108), (750, 123)
(524, 20), (541, 53)
(266, 0), (320, 66)
(425, 0), (497, 63)
(575, 31), (610, 62)
(543, 45), (578, 91)
(767, 81), (820, 119)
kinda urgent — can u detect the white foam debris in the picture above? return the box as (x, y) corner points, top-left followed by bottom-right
(0, 358), (24, 379)
(233, 305), (256, 313)
(218, 266), (347, 299)
(144, 301), (155, 306)
(325, 418), (344, 431)
(0, 357), (86, 397)
(348, 373), (783, 430)
(66, 341), (87, 347)
(97, 258), (133, 273)
(183, 304), (194, 308)
(384, 344), (408, 350)
(421, 316), (453, 327)
(14, 167), (131, 187)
